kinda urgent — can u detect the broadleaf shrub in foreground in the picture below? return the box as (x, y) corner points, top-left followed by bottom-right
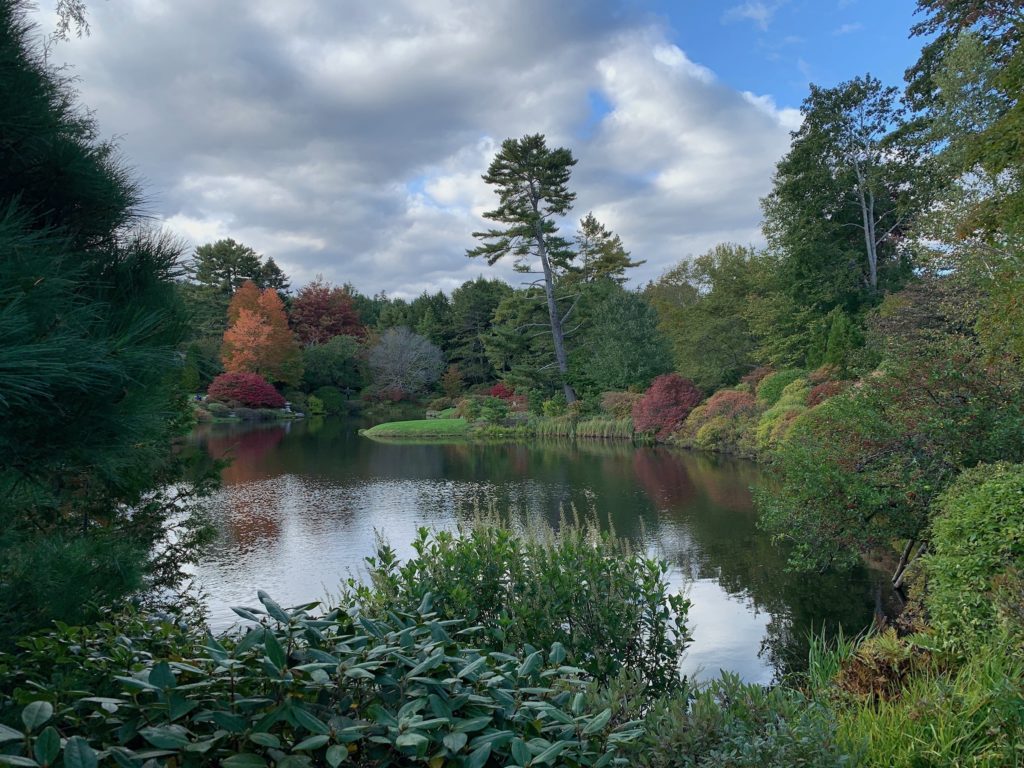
(0, 593), (640, 767)
(207, 372), (285, 408)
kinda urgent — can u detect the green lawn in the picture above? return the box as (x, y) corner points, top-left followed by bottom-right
(361, 417), (469, 439)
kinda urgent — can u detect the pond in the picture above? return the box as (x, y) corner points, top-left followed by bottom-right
(186, 417), (891, 684)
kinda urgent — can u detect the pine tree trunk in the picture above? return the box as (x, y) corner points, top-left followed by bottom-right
(535, 231), (577, 404)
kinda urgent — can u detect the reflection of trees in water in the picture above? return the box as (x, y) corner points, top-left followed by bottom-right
(629, 446), (884, 680)
(190, 420), (887, 678)
(633, 447), (697, 509)
(199, 424), (287, 485)
(210, 481), (284, 555)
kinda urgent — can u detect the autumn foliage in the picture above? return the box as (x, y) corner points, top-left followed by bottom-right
(487, 382), (515, 399)
(221, 281), (302, 385)
(632, 374), (703, 440)
(290, 277), (365, 346)
(207, 372), (285, 408)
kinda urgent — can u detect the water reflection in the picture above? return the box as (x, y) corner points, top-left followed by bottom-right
(188, 418), (890, 683)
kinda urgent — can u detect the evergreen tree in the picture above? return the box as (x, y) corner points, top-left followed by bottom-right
(0, 0), (210, 640)
(572, 213), (644, 283)
(469, 134), (580, 403)
(448, 277), (512, 384)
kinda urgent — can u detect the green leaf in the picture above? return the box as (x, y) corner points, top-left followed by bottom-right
(343, 668), (374, 681)
(417, 592), (434, 615)
(325, 745), (348, 767)
(517, 651), (542, 678)
(394, 733), (428, 752)
(291, 706), (330, 735)
(263, 630), (287, 671)
(139, 725), (190, 750)
(456, 656), (487, 679)
(467, 742), (491, 768)
(453, 717), (491, 733)
(222, 754), (266, 768)
(210, 712), (247, 733)
(0, 757), (39, 767)
(21, 702), (52, 733)
(442, 731), (467, 753)
(33, 727), (60, 766)
(292, 735), (329, 752)
(533, 740), (571, 765)
(148, 662), (175, 689)
(511, 737), (531, 765)
(232, 606), (264, 623)
(248, 733), (280, 749)
(581, 708), (612, 736)
(548, 642), (567, 665)
(0, 725), (23, 744)
(62, 737), (97, 768)
(257, 590), (291, 624)
(107, 747), (141, 768)
(236, 627), (265, 654)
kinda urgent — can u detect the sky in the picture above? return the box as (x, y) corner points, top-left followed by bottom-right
(33, 0), (925, 298)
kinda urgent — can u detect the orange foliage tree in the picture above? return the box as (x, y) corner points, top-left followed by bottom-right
(221, 280), (302, 386)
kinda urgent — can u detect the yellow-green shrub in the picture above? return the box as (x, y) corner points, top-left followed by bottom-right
(754, 378), (810, 452)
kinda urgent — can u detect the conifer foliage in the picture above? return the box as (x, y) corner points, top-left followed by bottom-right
(0, 0), (206, 639)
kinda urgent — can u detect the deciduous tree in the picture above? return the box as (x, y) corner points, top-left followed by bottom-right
(221, 280), (302, 386)
(368, 327), (444, 400)
(290, 277), (365, 346)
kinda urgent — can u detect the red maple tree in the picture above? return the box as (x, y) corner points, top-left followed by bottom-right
(632, 374), (703, 440)
(290, 277), (365, 346)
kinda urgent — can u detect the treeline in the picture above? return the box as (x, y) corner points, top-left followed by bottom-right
(177, 228), (670, 416)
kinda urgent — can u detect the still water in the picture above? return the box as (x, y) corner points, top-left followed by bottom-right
(187, 417), (888, 684)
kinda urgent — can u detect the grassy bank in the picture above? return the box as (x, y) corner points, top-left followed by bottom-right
(360, 417), (470, 439)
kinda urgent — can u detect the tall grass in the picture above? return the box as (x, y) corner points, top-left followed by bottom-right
(575, 416), (634, 440)
(807, 631), (1024, 767)
(832, 651), (1024, 766)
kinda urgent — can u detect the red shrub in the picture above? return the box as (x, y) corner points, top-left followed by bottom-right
(703, 389), (758, 419)
(632, 374), (704, 440)
(207, 372), (285, 408)
(807, 380), (849, 407)
(488, 382), (516, 399)
(741, 366), (773, 388)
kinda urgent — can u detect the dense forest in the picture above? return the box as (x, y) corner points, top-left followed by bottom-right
(1, 0), (1023, 765)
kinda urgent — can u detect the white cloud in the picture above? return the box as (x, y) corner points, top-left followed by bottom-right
(35, 1), (795, 296)
(722, 2), (779, 32)
(833, 22), (864, 35)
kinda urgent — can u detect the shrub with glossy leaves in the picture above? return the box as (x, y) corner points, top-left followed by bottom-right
(632, 374), (703, 441)
(0, 593), (640, 768)
(207, 372), (285, 408)
(754, 378), (810, 451)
